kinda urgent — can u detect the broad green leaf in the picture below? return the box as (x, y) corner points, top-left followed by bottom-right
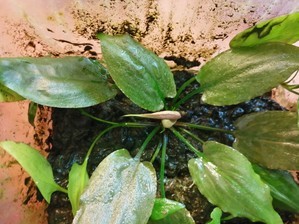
(0, 57), (117, 108)
(234, 111), (299, 170)
(196, 43), (299, 106)
(148, 208), (195, 224)
(28, 102), (38, 127)
(99, 34), (176, 111)
(73, 149), (157, 224)
(0, 141), (67, 203)
(68, 162), (89, 215)
(230, 12), (299, 48)
(253, 164), (299, 213)
(150, 198), (185, 221)
(0, 83), (24, 102)
(207, 207), (222, 224)
(188, 141), (282, 224)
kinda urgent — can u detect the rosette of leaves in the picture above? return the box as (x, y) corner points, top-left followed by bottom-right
(1, 12), (299, 224)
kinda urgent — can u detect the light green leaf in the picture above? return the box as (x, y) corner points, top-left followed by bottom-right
(0, 141), (67, 203)
(148, 208), (195, 224)
(253, 164), (299, 213)
(28, 102), (38, 127)
(188, 141), (282, 224)
(0, 83), (24, 102)
(230, 12), (299, 48)
(0, 57), (117, 108)
(99, 34), (176, 111)
(234, 111), (299, 170)
(150, 198), (185, 221)
(196, 43), (299, 106)
(68, 162), (89, 215)
(73, 149), (157, 224)
(207, 207), (222, 224)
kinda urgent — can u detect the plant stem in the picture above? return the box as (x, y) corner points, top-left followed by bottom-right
(170, 127), (203, 157)
(150, 139), (163, 163)
(175, 122), (234, 135)
(135, 126), (161, 160)
(160, 134), (168, 198)
(80, 109), (157, 127)
(172, 87), (203, 110)
(172, 76), (197, 104)
(179, 128), (204, 144)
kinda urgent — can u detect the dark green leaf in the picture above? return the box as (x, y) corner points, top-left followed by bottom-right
(148, 208), (195, 224)
(234, 111), (299, 170)
(28, 102), (38, 127)
(68, 162), (89, 215)
(196, 43), (299, 106)
(207, 207), (222, 224)
(0, 57), (117, 108)
(0, 83), (24, 102)
(253, 164), (299, 213)
(99, 34), (176, 111)
(297, 98), (299, 128)
(230, 12), (299, 48)
(0, 141), (67, 203)
(150, 198), (185, 221)
(73, 149), (157, 224)
(188, 141), (282, 224)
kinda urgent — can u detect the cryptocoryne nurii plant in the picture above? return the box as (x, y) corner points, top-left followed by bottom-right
(1, 12), (299, 224)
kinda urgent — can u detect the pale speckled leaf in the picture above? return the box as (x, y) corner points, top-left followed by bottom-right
(188, 141), (282, 224)
(147, 208), (195, 224)
(0, 57), (117, 108)
(196, 43), (299, 106)
(234, 111), (299, 170)
(253, 164), (299, 213)
(73, 149), (157, 224)
(0, 141), (66, 203)
(99, 34), (176, 111)
(0, 83), (24, 102)
(230, 12), (299, 48)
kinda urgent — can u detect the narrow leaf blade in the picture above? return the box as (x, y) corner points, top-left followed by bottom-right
(0, 57), (117, 108)
(0, 141), (64, 203)
(196, 43), (299, 106)
(253, 164), (299, 213)
(150, 198), (185, 221)
(234, 111), (299, 170)
(188, 141), (282, 224)
(230, 12), (299, 48)
(68, 162), (89, 215)
(73, 149), (157, 224)
(28, 102), (38, 127)
(99, 34), (176, 111)
(0, 83), (24, 102)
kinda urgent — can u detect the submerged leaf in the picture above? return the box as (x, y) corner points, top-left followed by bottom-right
(99, 34), (176, 111)
(234, 111), (299, 170)
(68, 162), (89, 215)
(73, 149), (157, 224)
(230, 12), (299, 48)
(188, 141), (282, 224)
(253, 164), (299, 213)
(148, 208), (195, 224)
(0, 57), (117, 108)
(207, 207), (222, 224)
(196, 43), (299, 106)
(150, 198), (185, 221)
(0, 83), (24, 102)
(0, 141), (66, 203)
